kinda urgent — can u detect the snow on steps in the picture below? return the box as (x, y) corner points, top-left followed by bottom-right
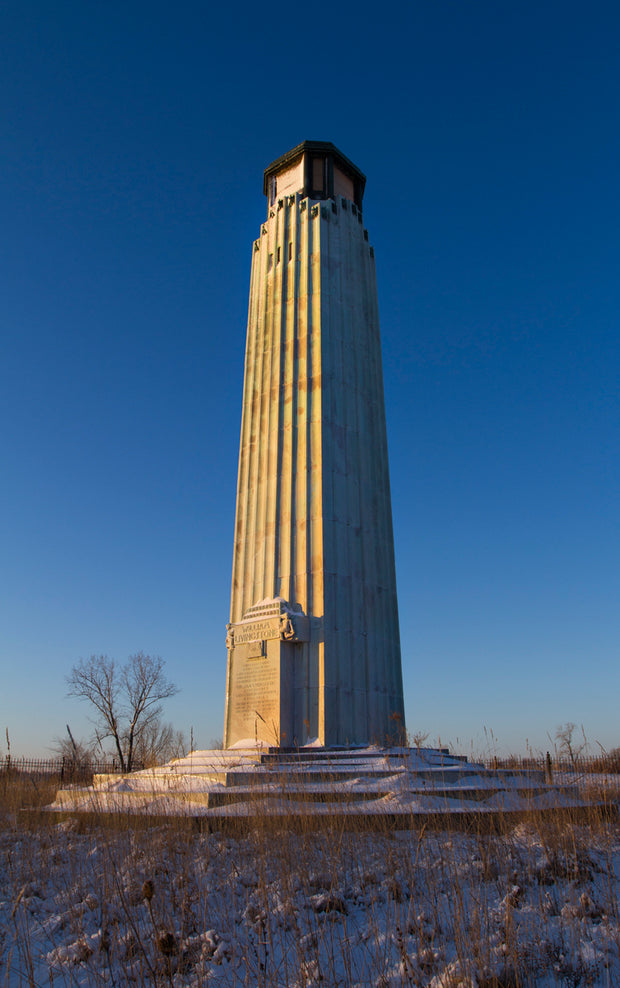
(48, 745), (592, 821)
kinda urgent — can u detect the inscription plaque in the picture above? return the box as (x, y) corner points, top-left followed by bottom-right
(235, 618), (281, 645)
(228, 644), (279, 739)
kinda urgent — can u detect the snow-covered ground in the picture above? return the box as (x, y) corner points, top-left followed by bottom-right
(2, 809), (619, 986)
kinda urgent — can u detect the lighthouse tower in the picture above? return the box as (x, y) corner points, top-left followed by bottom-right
(223, 141), (405, 748)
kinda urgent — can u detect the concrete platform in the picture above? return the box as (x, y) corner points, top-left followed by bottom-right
(49, 744), (590, 822)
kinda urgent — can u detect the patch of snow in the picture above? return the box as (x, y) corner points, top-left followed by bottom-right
(228, 738), (269, 750)
(2, 816), (619, 987)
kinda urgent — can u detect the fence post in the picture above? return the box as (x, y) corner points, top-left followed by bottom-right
(545, 751), (553, 783)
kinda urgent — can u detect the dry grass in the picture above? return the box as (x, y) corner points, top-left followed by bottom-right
(1, 771), (619, 987)
(0, 770), (58, 818)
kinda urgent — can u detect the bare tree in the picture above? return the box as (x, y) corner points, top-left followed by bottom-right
(555, 722), (585, 770)
(67, 652), (179, 773)
(132, 720), (186, 768)
(410, 730), (430, 751)
(50, 725), (96, 768)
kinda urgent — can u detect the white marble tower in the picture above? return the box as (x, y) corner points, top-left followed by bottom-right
(223, 141), (405, 748)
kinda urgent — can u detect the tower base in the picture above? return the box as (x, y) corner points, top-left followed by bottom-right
(224, 598), (311, 748)
(49, 745), (595, 826)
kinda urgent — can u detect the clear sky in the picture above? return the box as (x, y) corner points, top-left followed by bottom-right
(1, 1), (618, 759)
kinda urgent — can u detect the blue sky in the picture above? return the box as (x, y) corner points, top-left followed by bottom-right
(1, 1), (618, 758)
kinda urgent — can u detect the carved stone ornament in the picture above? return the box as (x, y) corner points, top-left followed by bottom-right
(279, 613), (296, 641)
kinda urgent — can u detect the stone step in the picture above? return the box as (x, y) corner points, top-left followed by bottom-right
(257, 746), (456, 763)
(94, 763), (547, 791)
(53, 747), (586, 822)
(57, 779), (578, 812)
(216, 767), (548, 788)
(201, 783), (575, 808)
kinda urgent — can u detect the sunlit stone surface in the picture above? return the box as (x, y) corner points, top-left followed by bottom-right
(224, 142), (405, 748)
(51, 745), (589, 819)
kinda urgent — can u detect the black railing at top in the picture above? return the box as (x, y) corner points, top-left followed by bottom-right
(0, 755), (145, 781)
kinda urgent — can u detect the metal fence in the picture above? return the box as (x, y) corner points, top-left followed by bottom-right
(0, 756), (144, 782)
(2, 752), (618, 781)
(482, 753), (620, 777)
